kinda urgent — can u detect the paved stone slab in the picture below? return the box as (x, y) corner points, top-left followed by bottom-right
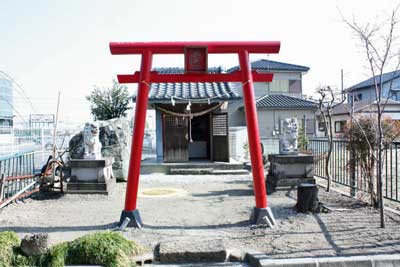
(159, 238), (227, 263)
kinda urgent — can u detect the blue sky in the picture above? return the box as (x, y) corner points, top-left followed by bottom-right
(1, 0), (399, 124)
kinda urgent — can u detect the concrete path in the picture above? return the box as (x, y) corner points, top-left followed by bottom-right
(245, 253), (400, 267)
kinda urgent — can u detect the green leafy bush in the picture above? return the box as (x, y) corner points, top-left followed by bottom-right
(297, 123), (308, 151)
(0, 231), (20, 267)
(65, 231), (141, 267)
(0, 231), (142, 267)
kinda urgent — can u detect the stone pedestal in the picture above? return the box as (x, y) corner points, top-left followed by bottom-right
(266, 154), (315, 193)
(67, 158), (115, 194)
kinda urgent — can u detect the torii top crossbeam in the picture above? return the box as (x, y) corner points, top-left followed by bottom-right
(110, 41), (280, 228)
(110, 41), (280, 84)
(110, 41), (280, 54)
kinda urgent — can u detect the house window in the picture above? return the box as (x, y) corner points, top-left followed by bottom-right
(354, 93), (363, 102)
(289, 80), (301, 93)
(269, 80), (289, 92)
(306, 118), (315, 134)
(0, 128), (12, 134)
(318, 122), (326, 132)
(335, 120), (346, 133)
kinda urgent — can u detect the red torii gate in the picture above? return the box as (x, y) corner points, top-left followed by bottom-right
(109, 41), (280, 228)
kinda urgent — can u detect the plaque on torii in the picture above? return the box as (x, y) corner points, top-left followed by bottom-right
(109, 41), (280, 228)
(184, 46), (208, 73)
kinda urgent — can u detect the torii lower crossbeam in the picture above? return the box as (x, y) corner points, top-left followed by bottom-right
(109, 41), (280, 228)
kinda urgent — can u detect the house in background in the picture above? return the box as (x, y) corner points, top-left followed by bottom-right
(0, 78), (14, 156)
(316, 71), (400, 138)
(315, 99), (400, 138)
(347, 70), (400, 104)
(227, 59), (317, 154)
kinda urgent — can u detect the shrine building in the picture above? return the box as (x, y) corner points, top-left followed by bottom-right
(142, 67), (238, 163)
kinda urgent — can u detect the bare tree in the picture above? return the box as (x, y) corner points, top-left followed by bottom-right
(317, 86), (346, 192)
(342, 6), (400, 228)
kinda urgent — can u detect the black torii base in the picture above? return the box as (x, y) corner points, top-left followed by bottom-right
(250, 207), (276, 228)
(119, 209), (143, 228)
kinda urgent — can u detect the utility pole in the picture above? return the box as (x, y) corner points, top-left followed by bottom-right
(341, 69), (344, 100)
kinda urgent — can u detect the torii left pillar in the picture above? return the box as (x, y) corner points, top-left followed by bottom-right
(239, 50), (275, 227)
(119, 50), (153, 227)
(110, 41), (279, 228)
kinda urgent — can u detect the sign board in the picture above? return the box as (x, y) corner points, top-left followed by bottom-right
(184, 46), (208, 73)
(29, 114), (55, 124)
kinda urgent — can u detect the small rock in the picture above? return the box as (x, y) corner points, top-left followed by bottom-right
(20, 233), (49, 256)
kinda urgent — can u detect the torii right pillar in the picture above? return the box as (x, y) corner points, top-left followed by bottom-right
(239, 50), (275, 227)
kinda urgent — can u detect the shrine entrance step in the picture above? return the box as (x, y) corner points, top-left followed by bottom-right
(170, 168), (213, 175)
(169, 168), (249, 175)
(141, 158), (247, 175)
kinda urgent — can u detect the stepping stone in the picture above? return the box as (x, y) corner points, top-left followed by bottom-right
(158, 238), (227, 263)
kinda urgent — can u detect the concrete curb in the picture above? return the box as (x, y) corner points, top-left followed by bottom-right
(244, 250), (270, 267)
(244, 253), (400, 267)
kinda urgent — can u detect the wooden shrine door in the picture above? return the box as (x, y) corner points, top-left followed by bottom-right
(211, 113), (229, 162)
(163, 115), (189, 162)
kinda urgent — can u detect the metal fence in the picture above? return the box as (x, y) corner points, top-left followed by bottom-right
(308, 139), (400, 203)
(0, 150), (45, 207)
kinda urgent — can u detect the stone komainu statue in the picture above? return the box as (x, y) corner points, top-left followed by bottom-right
(83, 123), (102, 159)
(279, 118), (298, 154)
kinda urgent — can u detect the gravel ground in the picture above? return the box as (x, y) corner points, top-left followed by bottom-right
(1, 174), (400, 259)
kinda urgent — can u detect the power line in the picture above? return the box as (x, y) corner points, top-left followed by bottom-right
(0, 70), (37, 112)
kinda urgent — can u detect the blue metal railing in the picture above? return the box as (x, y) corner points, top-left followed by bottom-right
(308, 139), (400, 203)
(0, 150), (42, 206)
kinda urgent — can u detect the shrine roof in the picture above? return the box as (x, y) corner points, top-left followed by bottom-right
(133, 67), (242, 103)
(255, 94), (317, 109)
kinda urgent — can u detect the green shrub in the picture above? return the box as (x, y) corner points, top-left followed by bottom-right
(0, 231), (142, 267)
(297, 123), (308, 151)
(65, 231), (142, 267)
(45, 242), (69, 267)
(0, 231), (20, 267)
